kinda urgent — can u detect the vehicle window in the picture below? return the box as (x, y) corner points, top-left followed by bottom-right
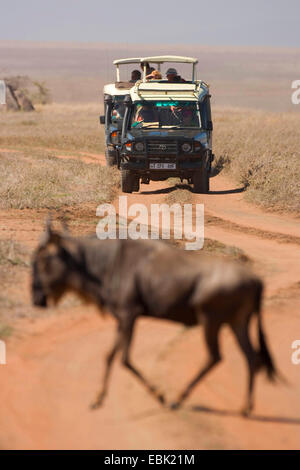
(112, 96), (125, 120)
(131, 101), (201, 128)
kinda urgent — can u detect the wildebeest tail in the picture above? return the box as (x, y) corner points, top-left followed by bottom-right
(255, 281), (277, 381)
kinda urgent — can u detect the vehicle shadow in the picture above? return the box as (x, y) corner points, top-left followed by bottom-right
(190, 405), (300, 425)
(140, 184), (192, 196)
(140, 183), (246, 196)
(209, 186), (246, 195)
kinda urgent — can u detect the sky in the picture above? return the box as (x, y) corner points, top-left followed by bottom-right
(1, 0), (300, 47)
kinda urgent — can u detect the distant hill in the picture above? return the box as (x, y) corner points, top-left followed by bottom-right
(1, 40), (299, 111)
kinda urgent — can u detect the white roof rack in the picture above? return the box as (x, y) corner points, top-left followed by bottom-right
(113, 56), (198, 66)
(140, 55), (198, 64)
(113, 58), (143, 65)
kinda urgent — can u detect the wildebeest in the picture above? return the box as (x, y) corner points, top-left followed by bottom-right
(32, 220), (278, 415)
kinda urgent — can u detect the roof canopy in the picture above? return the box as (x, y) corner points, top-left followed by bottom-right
(113, 55), (198, 66)
(140, 56), (198, 64)
(113, 58), (143, 65)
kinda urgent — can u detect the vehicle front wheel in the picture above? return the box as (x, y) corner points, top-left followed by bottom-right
(192, 168), (209, 194)
(132, 175), (140, 192)
(121, 169), (134, 193)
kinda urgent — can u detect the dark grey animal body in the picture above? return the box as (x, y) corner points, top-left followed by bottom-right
(32, 224), (277, 415)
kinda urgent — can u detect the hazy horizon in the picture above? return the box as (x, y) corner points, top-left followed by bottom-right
(2, 39), (300, 52)
(1, 40), (299, 112)
(2, 0), (300, 48)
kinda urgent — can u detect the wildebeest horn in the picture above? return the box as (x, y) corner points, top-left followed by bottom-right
(39, 214), (54, 245)
(60, 215), (70, 235)
(45, 213), (53, 236)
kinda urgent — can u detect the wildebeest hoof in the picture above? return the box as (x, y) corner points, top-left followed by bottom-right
(240, 406), (251, 417)
(157, 393), (166, 405)
(169, 401), (181, 411)
(89, 400), (102, 411)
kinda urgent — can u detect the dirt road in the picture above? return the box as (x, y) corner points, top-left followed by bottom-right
(0, 151), (299, 450)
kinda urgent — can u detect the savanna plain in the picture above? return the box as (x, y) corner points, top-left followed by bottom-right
(0, 41), (299, 450)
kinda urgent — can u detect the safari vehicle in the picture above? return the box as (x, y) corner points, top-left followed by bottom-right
(119, 56), (214, 193)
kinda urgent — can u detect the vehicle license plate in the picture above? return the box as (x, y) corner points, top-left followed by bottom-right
(149, 163), (176, 169)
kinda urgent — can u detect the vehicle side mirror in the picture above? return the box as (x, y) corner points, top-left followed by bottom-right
(99, 115), (105, 125)
(207, 120), (213, 131)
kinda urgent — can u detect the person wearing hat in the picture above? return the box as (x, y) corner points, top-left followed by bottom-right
(166, 67), (178, 82)
(166, 67), (186, 83)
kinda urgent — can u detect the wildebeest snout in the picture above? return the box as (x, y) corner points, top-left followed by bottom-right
(32, 274), (48, 307)
(32, 288), (47, 307)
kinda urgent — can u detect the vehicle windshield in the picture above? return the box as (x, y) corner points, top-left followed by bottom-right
(131, 100), (201, 129)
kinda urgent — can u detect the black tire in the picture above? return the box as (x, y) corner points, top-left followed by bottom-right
(192, 168), (209, 194)
(121, 169), (134, 193)
(132, 175), (140, 192)
(105, 149), (117, 167)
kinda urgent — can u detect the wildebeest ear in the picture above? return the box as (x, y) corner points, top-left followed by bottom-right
(60, 216), (70, 236)
(39, 215), (62, 246)
(45, 214), (53, 234)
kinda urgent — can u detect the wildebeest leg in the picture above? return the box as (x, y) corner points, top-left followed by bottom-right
(231, 319), (257, 416)
(121, 318), (166, 406)
(90, 324), (123, 410)
(171, 318), (221, 410)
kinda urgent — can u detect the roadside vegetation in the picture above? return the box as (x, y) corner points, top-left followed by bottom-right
(0, 151), (119, 209)
(0, 103), (105, 154)
(165, 108), (299, 213)
(0, 240), (31, 338)
(0, 239), (30, 267)
(1, 103), (299, 212)
(213, 107), (300, 213)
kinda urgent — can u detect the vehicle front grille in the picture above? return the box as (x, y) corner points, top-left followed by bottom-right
(147, 140), (177, 154)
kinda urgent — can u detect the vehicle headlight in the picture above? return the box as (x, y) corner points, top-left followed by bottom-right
(110, 131), (118, 144)
(125, 142), (132, 151)
(182, 142), (192, 153)
(135, 142), (144, 152)
(194, 141), (202, 152)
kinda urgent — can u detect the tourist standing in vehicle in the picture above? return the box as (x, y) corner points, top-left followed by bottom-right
(141, 62), (154, 77)
(130, 70), (141, 83)
(166, 67), (178, 82)
(166, 68), (185, 82)
(146, 70), (162, 80)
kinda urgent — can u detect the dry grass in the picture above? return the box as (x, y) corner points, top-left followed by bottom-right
(168, 237), (249, 263)
(0, 239), (30, 266)
(0, 103), (120, 209)
(0, 103), (105, 154)
(0, 103), (299, 213)
(165, 108), (300, 213)
(0, 240), (31, 337)
(213, 108), (300, 213)
(164, 183), (193, 205)
(0, 151), (119, 209)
